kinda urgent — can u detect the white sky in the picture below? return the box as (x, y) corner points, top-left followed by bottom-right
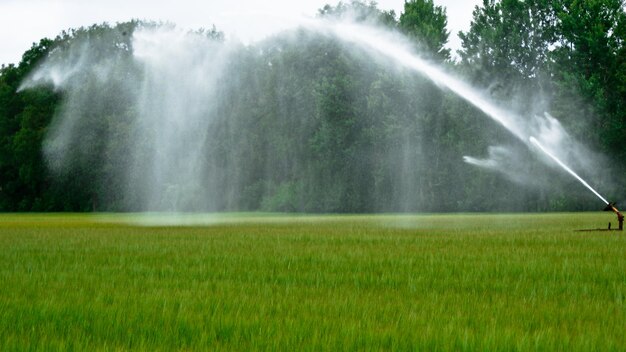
(0, 0), (481, 65)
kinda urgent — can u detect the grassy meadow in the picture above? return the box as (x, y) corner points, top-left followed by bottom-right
(1, 212), (626, 350)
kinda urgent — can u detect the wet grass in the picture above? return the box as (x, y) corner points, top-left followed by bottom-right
(1, 212), (625, 351)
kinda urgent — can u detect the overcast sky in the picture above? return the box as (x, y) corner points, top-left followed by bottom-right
(0, 0), (481, 66)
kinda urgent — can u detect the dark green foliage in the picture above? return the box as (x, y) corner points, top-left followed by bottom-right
(458, 0), (557, 99)
(0, 39), (60, 211)
(551, 0), (626, 156)
(318, 0), (397, 27)
(400, 0), (451, 61)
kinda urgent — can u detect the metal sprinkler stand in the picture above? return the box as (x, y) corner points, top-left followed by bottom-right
(603, 202), (624, 231)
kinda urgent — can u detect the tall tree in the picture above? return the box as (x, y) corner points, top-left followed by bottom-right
(458, 0), (557, 99)
(318, 0), (397, 27)
(551, 0), (626, 153)
(399, 0), (451, 61)
(0, 39), (60, 211)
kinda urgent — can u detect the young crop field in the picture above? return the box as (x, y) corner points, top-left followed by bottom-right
(1, 213), (625, 350)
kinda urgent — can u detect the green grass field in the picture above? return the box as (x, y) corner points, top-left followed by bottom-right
(1, 212), (625, 351)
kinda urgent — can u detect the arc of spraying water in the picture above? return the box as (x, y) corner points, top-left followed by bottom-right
(313, 20), (610, 205)
(529, 137), (609, 204)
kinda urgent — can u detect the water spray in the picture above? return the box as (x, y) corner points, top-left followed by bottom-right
(322, 22), (618, 218)
(528, 137), (622, 230)
(529, 137), (609, 205)
(21, 19), (620, 222)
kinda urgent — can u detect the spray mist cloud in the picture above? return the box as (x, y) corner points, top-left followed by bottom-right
(20, 18), (612, 212)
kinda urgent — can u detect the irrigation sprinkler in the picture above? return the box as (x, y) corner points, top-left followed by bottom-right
(576, 202), (624, 232)
(603, 202), (624, 231)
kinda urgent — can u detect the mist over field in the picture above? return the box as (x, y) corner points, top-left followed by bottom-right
(2, 0), (626, 213)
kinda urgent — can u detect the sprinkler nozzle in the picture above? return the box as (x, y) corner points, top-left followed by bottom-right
(603, 202), (618, 212)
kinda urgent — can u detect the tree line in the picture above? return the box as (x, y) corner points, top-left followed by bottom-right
(0, 0), (625, 212)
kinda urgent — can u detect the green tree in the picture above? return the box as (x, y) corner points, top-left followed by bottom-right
(551, 0), (626, 151)
(458, 0), (557, 99)
(318, 0), (397, 27)
(545, 0), (626, 203)
(399, 0), (451, 61)
(0, 39), (60, 211)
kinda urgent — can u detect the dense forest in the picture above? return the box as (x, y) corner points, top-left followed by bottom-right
(0, 0), (625, 213)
